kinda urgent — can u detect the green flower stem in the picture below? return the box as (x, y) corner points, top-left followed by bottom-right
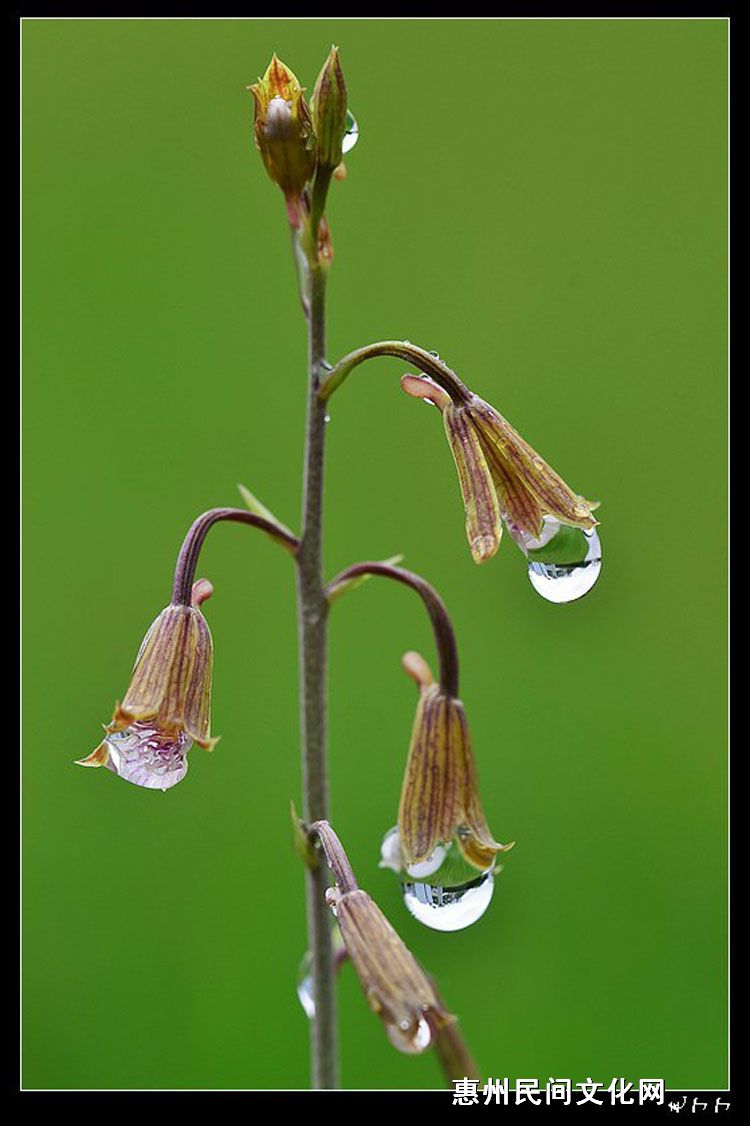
(317, 340), (473, 405)
(296, 258), (338, 1089)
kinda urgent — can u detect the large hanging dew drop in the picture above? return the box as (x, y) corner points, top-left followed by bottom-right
(380, 827), (495, 932)
(402, 869), (495, 932)
(524, 519), (602, 604)
(342, 110), (359, 154)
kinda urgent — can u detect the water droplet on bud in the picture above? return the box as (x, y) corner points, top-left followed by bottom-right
(403, 868), (495, 932)
(386, 1015), (434, 1054)
(515, 518), (602, 604)
(342, 110), (359, 154)
(380, 827), (496, 932)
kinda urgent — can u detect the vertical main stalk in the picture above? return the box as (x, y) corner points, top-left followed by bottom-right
(296, 263), (338, 1088)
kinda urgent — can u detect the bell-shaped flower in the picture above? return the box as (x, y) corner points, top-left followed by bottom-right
(397, 651), (513, 872)
(401, 372), (599, 565)
(76, 580), (216, 791)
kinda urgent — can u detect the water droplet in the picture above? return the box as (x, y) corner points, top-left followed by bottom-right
(379, 826), (403, 873)
(403, 869), (494, 932)
(319, 359), (333, 372)
(342, 110), (359, 154)
(296, 929), (346, 1019)
(386, 1016), (433, 1054)
(324, 886), (339, 916)
(526, 521), (602, 604)
(380, 828), (495, 932)
(324, 413), (331, 424)
(296, 951), (315, 1019)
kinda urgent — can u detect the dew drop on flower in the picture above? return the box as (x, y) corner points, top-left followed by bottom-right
(521, 518), (602, 604)
(402, 869), (495, 932)
(386, 1015), (434, 1054)
(380, 827), (496, 932)
(342, 110), (359, 154)
(106, 723), (191, 791)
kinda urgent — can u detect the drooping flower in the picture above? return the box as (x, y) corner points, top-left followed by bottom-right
(76, 580), (216, 791)
(334, 886), (454, 1053)
(249, 55), (316, 228)
(396, 651), (513, 872)
(401, 372), (599, 565)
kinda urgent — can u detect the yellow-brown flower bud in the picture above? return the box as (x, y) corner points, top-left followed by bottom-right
(249, 55), (316, 227)
(77, 585), (215, 790)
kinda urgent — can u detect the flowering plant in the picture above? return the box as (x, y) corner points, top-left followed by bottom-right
(81, 49), (601, 1088)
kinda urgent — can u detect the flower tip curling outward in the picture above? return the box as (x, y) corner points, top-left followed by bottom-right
(190, 577), (213, 607)
(398, 652), (513, 874)
(76, 594), (216, 792)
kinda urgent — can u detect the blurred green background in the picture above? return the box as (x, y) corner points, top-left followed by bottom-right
(22, 18), (727, 1090)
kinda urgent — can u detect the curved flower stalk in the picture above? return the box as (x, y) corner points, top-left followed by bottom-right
(309, 821), (454, 1055)
(325, 562), (512, 874)
(78, 507), (298, 791)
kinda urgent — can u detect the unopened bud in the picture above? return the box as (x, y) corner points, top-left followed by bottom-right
(311, 47), (348, 172)
(249, 55), (316, 227)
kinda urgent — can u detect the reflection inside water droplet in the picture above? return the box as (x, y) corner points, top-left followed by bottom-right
(517, 518), (602, 604)
(380, 827), (496, 932)
(342, 110), (359, 154)
(403, 869), (495, 932)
